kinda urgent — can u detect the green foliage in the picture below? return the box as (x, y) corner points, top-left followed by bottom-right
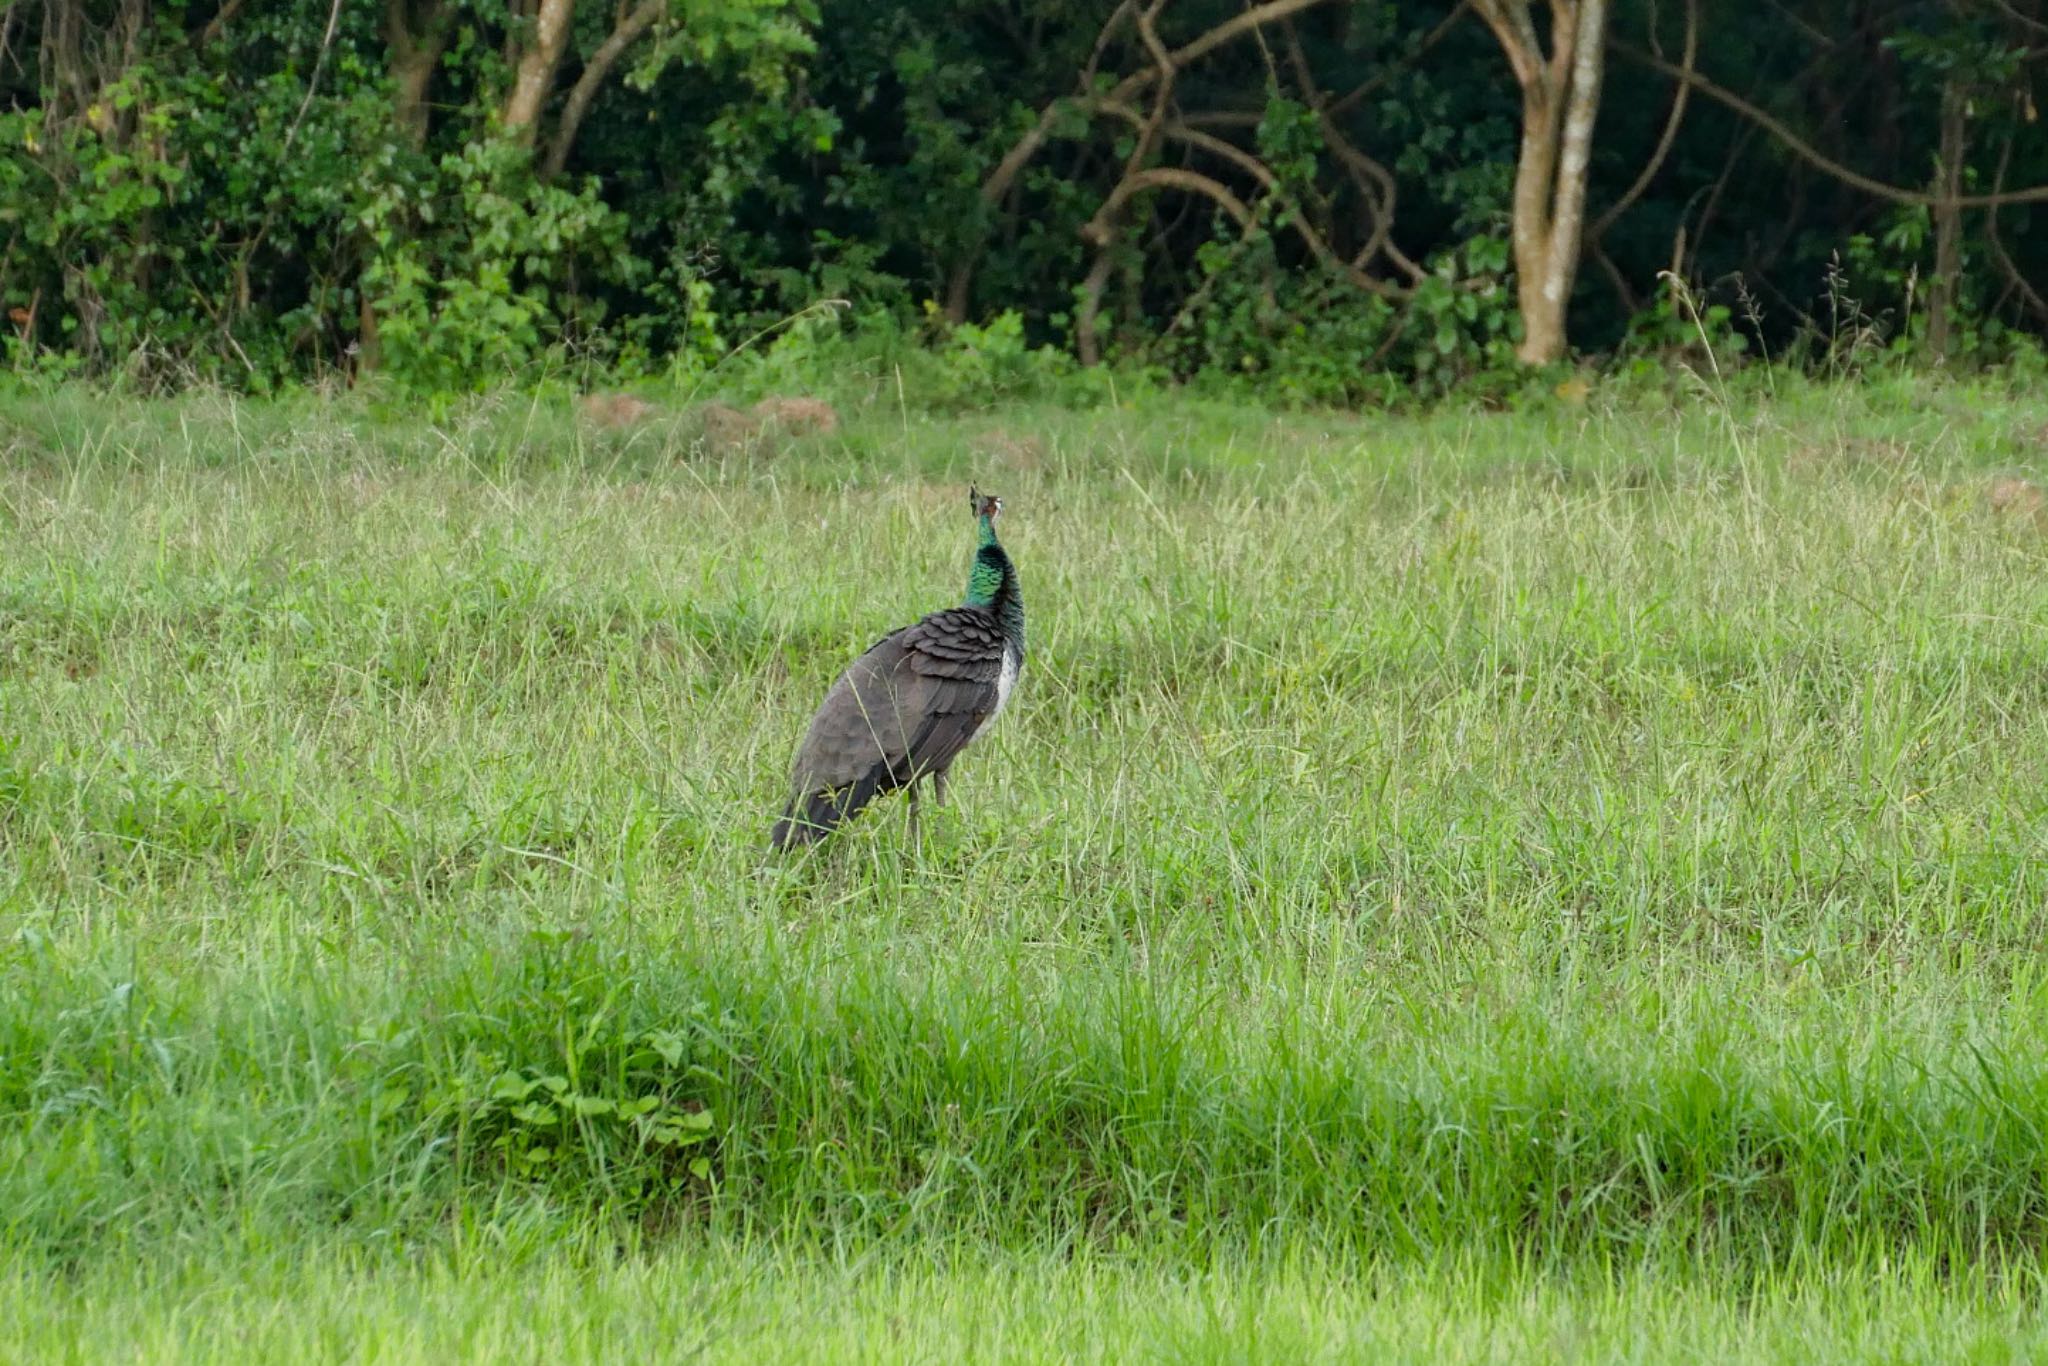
(710, 302), (1114, 410)
(422, 942), (721, 1196)
(2, 1), (2046, 395)
(1168, 229), (1519, 407)
(362, 140), (634, 393)
(1617, 277), (1752, 374)
(915, 304), (1091, 408)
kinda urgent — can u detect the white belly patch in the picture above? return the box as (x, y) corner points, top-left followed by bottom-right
(992, 646), (1021, 718)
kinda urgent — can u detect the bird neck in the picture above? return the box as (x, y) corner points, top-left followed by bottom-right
(963, 525), (1025, 652)
(964, 545), (1010, 609)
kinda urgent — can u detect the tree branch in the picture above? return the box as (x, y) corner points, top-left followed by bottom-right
(1148, 0), (1338, 83)
(1165, 123), (1406, 296)
(1325, 2), (1470, 119)
(1092, 101), (1411, 297)
(502, 0), (575, 142)
(542, 0), (666, 179)
(1276, 18), (1416, 282)
(1124, 0), (1176, 180)
(967, 0), (1348, 332)
(198, 0), (247, 48)
(1324, 122), (1426, 283)
(1473, 0), (1546, 92)
(1074, 246), (1119, 365)
(975, 0), (1343, 213)
(1987, 132), (2048, 324)
(1589, 0), (1693, 241)
(1086, 166), (1256, 242)
(1590, 236), (1636, 314)
(1617, 41), (2048, 208)
(281, 0), (345, 157)
(1990, 0), (2048, 39)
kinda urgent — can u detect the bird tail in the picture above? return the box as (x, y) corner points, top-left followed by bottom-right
(768, 797), (834, 849)
(767, 770), (889, 851)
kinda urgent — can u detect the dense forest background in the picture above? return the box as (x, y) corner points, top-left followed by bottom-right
(3, 0), (2046, 400)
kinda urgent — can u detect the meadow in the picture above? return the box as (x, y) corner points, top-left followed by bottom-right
(4, 372), (2048, 1359)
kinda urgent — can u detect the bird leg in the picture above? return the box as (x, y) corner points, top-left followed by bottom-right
(932, 769), (949, 807)
(907, 779), (921, 845)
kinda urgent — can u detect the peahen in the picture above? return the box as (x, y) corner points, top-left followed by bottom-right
(770, 487), (1025, 849)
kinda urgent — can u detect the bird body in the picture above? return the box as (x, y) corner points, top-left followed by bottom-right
(770, 490), (1024, 849)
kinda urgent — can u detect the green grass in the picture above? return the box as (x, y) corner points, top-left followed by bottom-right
(5, 371), (2048, 1356)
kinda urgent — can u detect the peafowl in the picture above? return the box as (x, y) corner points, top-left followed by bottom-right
(770, 487), (1025, 849)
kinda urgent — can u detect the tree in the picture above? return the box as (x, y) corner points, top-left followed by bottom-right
(381, 0), (812, 178)
(1617, 1), (2048, 362)
(1473, 0), (1608, 365)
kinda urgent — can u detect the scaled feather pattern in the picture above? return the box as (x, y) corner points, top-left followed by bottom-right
(770, 492), (1023, 849)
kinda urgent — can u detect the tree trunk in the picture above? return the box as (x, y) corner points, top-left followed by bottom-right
(356, 293), (381, 376)
(502, 0), (577, 142)
(1508, 67), (1567, 365)
(391, 44), (440, 147)
(1478, 0), (1609, 365)
(1927, 81), (1965, 361)
(387, 0), (450, 148)
(368, 1), (453, 376)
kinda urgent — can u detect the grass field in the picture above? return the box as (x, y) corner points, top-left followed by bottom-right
(5, 371), (2048, 1359)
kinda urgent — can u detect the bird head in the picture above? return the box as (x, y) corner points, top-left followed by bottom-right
(970, 486), (1003, 523)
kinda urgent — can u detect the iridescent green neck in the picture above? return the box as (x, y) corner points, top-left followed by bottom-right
(965, 556), (1003, 607)
(964, 515), (1023, 653)
(965, 515), (1003, 607)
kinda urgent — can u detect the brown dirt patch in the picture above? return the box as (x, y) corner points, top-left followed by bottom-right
(1986, 475), (2048, 526)
(577, 392), (659, 428)
(1787, 436), (1916, 473)
(750, 396), (840, 437)
(694, 402), (760, 451)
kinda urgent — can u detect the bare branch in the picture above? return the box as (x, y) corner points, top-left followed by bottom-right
(1473, 0), (1546, 91)
(1755, 0), (1835, 49)
(198, 0), (247, 49)
(1123, 0), (1176, 182)
(1990, 0), (2048, 39)
(1166, 124), (1405, 296)
(1086, 166), (1256, 243)
(1987, 133), (2048, 324)
(1074, 247), (1119, 366)
(1617, 42), (2048, 208)
(1589, 0), (1694, 241)
(1148, 0), (1336, 83)
(1590, 236), (1636, 314)
(1092, 101), (1410, 296)
(963, 0), (1348, 330)
(281, 0), (345, 157)
(542, 0), (666, 179)
(976, 0), (1344, 212)
(1271, 19), (1423, 284)
(1684, 123), (1758, 280)
(1325, 2), (1470, 120)
(1323, 121), (1426, 283)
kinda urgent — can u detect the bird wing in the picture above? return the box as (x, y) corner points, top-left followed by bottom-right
(784, 627), (921, 797)
(786, 609), (1004, 791)
(892, 605), (1008, 778)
